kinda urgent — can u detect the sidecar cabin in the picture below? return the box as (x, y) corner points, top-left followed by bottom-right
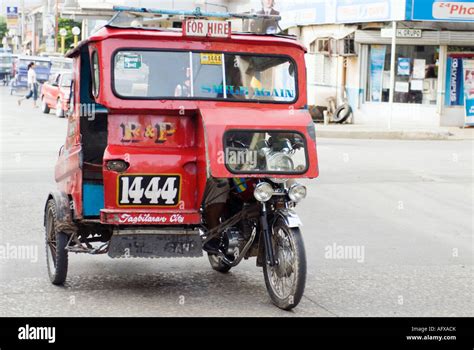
(61, 17), (312, 221)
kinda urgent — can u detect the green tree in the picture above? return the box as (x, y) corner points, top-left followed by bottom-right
(57, 17), (81, 51)
(0, 16), (8, 42)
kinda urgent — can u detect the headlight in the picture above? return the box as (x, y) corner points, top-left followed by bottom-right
(288, 183), (307, 202)
(254, 182), (274, 202)
(266, 153), (294, 172)
(106, 160), (129, 172)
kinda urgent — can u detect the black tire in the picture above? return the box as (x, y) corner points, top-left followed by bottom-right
(333, 103), (352, 123)
(207, 253), (232, 273)
(45, 199), (69, 285)
(263, 220), (306, 310)
(41, 96), (50, 114)
(55, 98), (64, 118)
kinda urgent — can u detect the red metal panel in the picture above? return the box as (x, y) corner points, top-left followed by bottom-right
(54, 56), (83, 218)
(199, 107), (319, 179)
(101, 114), (205, 224)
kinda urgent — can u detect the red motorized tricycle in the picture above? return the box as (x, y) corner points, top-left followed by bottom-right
(44, 7), (318, 310)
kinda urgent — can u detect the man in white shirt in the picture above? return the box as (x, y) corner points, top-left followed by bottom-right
(17, 62), (39, 108)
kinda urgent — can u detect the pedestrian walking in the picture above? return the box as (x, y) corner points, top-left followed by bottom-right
(17, 62), (39, 108)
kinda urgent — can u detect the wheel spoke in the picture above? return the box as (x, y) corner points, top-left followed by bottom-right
(266, 225), (300, 300)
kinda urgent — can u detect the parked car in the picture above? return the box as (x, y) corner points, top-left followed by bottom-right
(40, 71), (72, 117)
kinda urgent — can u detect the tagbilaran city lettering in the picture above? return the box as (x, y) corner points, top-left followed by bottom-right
(200, 84), (295, 99)
(119, 213), (185, 224)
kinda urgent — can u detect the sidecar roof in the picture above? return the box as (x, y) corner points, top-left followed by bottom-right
(66, 25), (307, 58)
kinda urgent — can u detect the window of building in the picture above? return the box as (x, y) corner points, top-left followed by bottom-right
(366, 44), (439, 104)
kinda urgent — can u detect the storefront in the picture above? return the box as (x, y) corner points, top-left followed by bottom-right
(278, 0), (474, 127)
(355, 26), (474, 127)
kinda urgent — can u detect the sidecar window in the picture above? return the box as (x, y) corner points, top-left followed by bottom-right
(224, 55), (296, 102)
(113, 50), (297, 103)
(113, 50), (189, 97)
(224, 130), (308, 174)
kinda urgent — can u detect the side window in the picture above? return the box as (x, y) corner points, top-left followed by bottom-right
(91, 51), (100, 97)
(67, 80), (75, 117)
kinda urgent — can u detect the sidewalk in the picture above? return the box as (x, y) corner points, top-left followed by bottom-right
(314, 123), (474, 140)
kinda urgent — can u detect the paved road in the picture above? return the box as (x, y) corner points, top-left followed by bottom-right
(0, 86), (472, 316)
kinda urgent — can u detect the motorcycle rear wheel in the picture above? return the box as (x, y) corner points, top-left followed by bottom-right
(263, 220), (306, 310)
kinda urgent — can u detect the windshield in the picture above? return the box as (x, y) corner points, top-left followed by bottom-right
(224, 130), (307, 174)
(52, 60), (72, 71)
(20, 59), (50, 68)
(61, 73), (72, 87)
(113, 50), (296, 103)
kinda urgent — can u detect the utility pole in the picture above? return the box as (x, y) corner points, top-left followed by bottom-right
(388, 21), (397, 130)
(54, 0), (59, 52)
(20, 0), (25, 49)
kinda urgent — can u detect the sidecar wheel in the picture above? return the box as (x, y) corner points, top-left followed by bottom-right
(45, 199), (69, 285)
(263, 220), (306, 310)
(207, 253), (232, 273)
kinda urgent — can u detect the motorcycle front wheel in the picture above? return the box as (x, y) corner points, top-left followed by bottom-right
(263, 219), (306, 310)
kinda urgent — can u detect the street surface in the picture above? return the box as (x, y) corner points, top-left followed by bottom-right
(0, 85), (472, 316)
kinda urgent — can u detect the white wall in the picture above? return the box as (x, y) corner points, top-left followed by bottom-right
(356, 103), (440, 127)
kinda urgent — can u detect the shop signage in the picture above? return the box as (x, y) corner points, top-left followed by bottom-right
(463, 59), (474, 126)
(410, 0), (474, 22)
(278, 0), (406, 29)
(444, 55), (474, 106)
(6, 6), (18, 30)
(381, 28), (423, 38)
(396, 28), (422, 38)
(183, 20), (231, 38)
(369, 45), (387, 102)
(397, 57), (411, 76)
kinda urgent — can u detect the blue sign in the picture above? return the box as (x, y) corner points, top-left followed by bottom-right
(278, 0), (329, 28)
(278, 0), (404, 28)
(445, 57), (464, 106)
(464, 60), (474, 126)
(408, 0), (474, 22)
(336, 0), (394, 23)
(6, 6), (18, 17)
(369, 45), (387, 102)
(397, 57), (411, 76)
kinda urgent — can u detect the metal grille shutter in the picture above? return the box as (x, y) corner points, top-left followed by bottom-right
(355, 30), (474, 46)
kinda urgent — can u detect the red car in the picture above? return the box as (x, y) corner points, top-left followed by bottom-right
(40, 71), (72, 117)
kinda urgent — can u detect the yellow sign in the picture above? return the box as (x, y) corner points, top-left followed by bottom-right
(6, 17), (18, 29)
(200, 53), (222, 65)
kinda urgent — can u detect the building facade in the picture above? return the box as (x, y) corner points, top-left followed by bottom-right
(276, 0), (474, 127)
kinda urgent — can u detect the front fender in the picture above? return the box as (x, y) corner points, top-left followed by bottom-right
(273, 209), (303, 229)
(44, 191), (76, 234)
